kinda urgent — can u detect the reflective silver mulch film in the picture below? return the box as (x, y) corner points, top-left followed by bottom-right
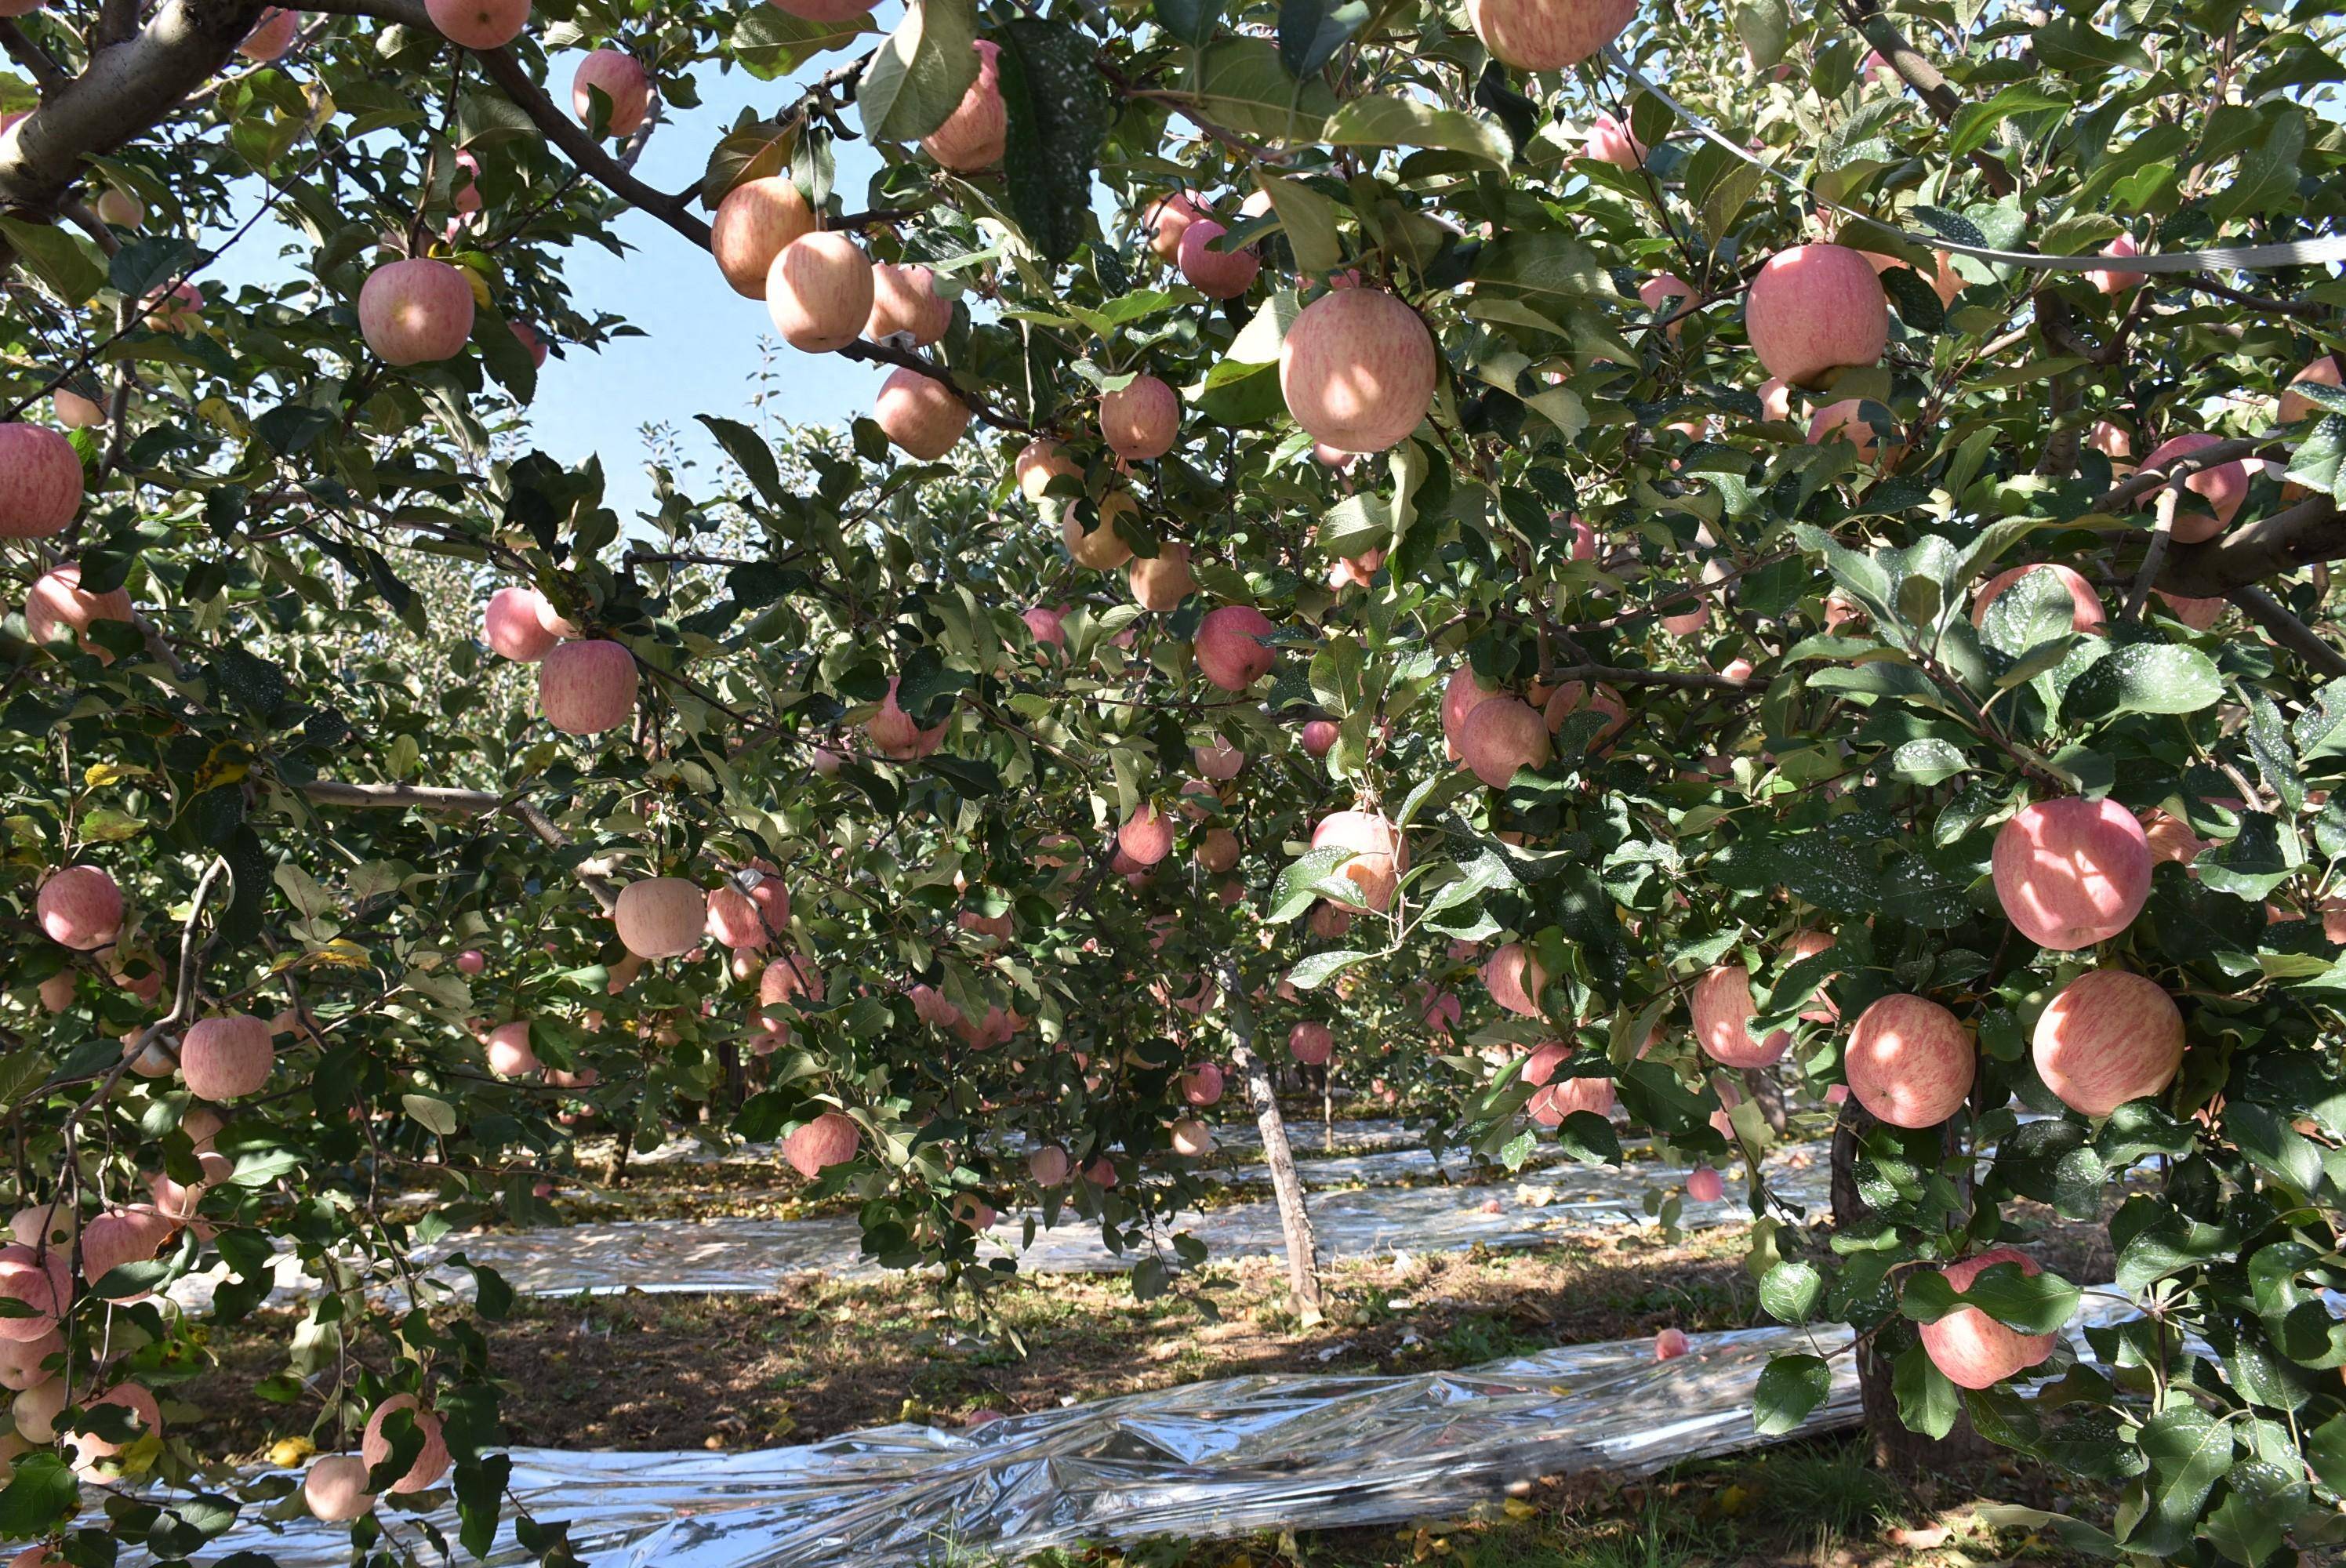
(158, 1321), (1867, 1568)
(168, 1145), (1833, 1311)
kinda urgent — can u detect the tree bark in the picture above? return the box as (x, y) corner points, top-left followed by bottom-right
(1743, 1068), (1787, 1134)
(1222, 963), (1322, 1323)
(1830, 1111), (1988, 1468)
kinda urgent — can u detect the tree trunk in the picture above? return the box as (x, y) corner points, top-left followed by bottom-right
(601, 1126), (633, 1189)
(719, 1039), (745, 1110)
(1222, 965), (1323, 1324)
(1744, 1068), (1787, 1134)
(1830, 1111), (1988, 1469)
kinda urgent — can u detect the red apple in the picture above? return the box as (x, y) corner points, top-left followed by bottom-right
(427, 0), (528, 47)
(358, 258), (475, 366)
(24, 564), (132, 659)
(1177, 219), (1258, 299)
(1458, 696), (1550, 787)
(180, 1014), (274, 1101)
(920, 39), (1004, 170)
(36, 864), (121, 950)
(1289, 1022), (1333, 1065)
(866, 261), (953, 345)
(537, 637), (635, 735)
(484, 585), (558, 661)
(1917, 1247), (2058, 1388)
(2085, 234), (2145, 295)
(1844, 994), (1974, 1127)
(1194, 604), (1275, 690)
(1279, 288), (1437, 454)
(613, 877), (705, 959)
(784, 1111), (859, 1177)
(1484, 942), (1548, 1018)
(2280, 354), (2343, 424)
(2032, 968), (2184, 1116)
(361, 1395), (450, 1493)
(1127, 541), (1195, 612)
(767, 232), (873, 353)
(1744, 244), (1887, 389)
(238, 7), (297, 60)
(1992, 797), (2152, 950)
(1145, 191), (1210, 262)
(0, 423), (82, 538)
(1100, 373), (1180, 460)
(304, 1453), (377, 1522)
(1639, 273), (1695, 339)
(712, 176), (814, 298)
(1690, 963), (1790, 1068)
(1585, 110), (1644, 168)
(866, 675), (945, 758)
(1310, 810), (1406, 913)
(1466, 0), (1637, 70)
(1119, 803), (1175, 866)
(1970, 563), (2104, 632)
(2138, 433), (2248, 543)
(873, 367), (969, 459)
(571, 49), (649, 136)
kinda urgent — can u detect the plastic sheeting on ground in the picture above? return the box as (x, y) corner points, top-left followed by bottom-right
(168, 1146), (1835, 1311)
(140, 1320), (1870, 1568)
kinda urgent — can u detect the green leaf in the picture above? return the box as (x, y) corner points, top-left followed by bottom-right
(996, 20), (1109, 265)
(730, 5), (877, 81)
(696, 415), (786, 506)
(1184, 38), (1336, 142)
(1324, 97), (1512, 168)
(1948, 84), (2071, 159)
(2063, 644), (2221, 718)
(2284, 413), (2346, 501)
(1730, 0), (1786, 66)
(0, 1454), (80, 1537)
(1153, 0), (1220, 45)
(2131, 1405), (2235, 1555)
(1753, 1352), (1833, 1436)
(401, 1093), (458, 1136)
(1287, 948), (1373, 989)
(1894, 1341), (1962, 1439)
(859, 0), (981, 146)
(1759, 1259), (1823, 1323)
(1277, 0), (1367, 77)
(1256, 173), (1341, 275)
(0, 217), (107, 307)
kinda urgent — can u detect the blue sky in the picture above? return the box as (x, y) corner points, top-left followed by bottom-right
(528, 49), (892, 520)
(203, 21), (899, 523)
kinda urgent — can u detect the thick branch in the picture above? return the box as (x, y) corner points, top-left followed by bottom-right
(2228, 584), (2346, 680)
(1838, 0), (2017, 196)
(2155, 492), (2346, 598)
(0, 0), (265, 219)
(299, 779), (619, 911)
(0, 18), (67, 92)
(841, 337), (1037, 434)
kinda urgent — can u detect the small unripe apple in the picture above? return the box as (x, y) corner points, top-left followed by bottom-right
(1466, 0), (1637, 70)
(537, 637), (636, 735)
(358, 258), (475, 366)
(0, 423), (82, 539)
(873, 367), (969, 459)
(1279, 288), (1437, 454)
(1745, 244), (1887, 389)
(1686, 1165), (1725, 1203)
(1100, 374), (1180, 460)
(484, 585), (559, 661)
(572, 49), (650, 138)
(710, 176), (814, 298)
(427, 0), (528, 46)
(1301, 719), (1338, 757)
(455, 949), (486, 975)
(1653, 1327), (1691, 1361)
(1992, 797), (2151, 950)
(1123, 541), (1197, 615)
(921, 40), (1004, 170)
